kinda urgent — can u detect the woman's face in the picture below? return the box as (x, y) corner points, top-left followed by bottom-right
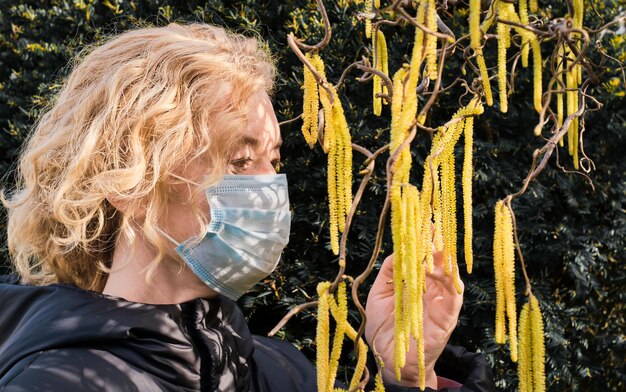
(159, 91), (282, 245)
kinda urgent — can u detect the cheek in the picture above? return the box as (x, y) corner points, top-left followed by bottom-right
(161, 187), (210, 242)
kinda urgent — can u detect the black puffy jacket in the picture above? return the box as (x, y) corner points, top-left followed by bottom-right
(0, 280), (496, 391)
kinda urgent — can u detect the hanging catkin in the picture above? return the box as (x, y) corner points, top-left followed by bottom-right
(518, 297), (532, 392)
(389, 97), (483, 389)
(502, 203), (518, 362)
(566, 0), (584, 169)
(517, 294), (546, 392)
(326, 283), (369, 391)
(325, 281), (347, 392)
(530, 294), (546, 392)
(494, 201), (506, 344)
(310, 55), (353, 255)
(469, 0), (493, 106)
(556, 44), (565, 146)
(316, 282), (331, 392)
(428, 98), (483, 283)
(373, 29), (389, 116)
(462, 113), (475, 274)
(520, 0), (531, 67)
(301, 52), (320, 148)
(365, 0), (373, 38)
(388, 7), (426, 374)
(496, 1), (509, 113)
(493, 201), (518, 362)
(425, 0), (439, 80)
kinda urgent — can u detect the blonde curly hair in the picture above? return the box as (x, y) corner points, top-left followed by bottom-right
(1, 22), (277, 292)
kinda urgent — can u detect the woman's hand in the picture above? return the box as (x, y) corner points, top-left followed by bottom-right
(364, 247), (464, 388)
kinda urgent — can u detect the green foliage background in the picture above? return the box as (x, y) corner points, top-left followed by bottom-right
(1, 1), (624, 391)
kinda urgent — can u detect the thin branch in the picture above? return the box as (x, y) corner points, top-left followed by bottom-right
(278, 113), (303, 128)
(267, 301), (318, 337)
(290, 0), (332, 51)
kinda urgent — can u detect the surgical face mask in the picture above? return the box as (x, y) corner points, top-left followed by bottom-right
(158, 173), (291, 301)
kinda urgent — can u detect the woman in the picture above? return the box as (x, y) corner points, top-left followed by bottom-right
(0, 22), (495, 391)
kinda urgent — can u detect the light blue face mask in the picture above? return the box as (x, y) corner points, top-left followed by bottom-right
(158, 174), (291, 301)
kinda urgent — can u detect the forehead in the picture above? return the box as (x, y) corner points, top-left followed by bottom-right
(237, 92), (282, 149)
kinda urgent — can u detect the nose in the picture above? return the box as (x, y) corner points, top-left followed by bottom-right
(250, 159), (278, 175)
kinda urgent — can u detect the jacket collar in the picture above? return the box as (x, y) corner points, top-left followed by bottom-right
(0, 282), (253, 391)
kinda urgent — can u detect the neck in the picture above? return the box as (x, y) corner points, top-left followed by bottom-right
(102, 229), (218, 305)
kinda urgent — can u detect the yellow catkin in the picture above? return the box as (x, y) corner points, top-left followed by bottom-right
(404, 186), (416, 332)
(463, 114), (474, 274)
(373, 33), (382, 116)
(348, 335), (368, 391)
(493, 201), (506, 344)
(469, 0), (481, 49)
(425, 0), (438, 80)
(389, 60), (417, 384)
(518, 299), (532, 392)
(312, 55), (333, 154)
(497, 1), (543, 118)
(327, 120), (339, 255)
(380, 34), (389, 100)
(313, 53), (352, 253)
(365, 0), (372, 38)
(475, 47), (494, 106)
(391, 67), (408, 144)
(420, 161), (435, 275)
(501, 203), (518, 362)
(332, 90), (353, 233)
(441, 148), (456, 277)
(499, 3), (512, 49)
(316, 282), (331, 392)
(432, 167), (444, 252)
(519, 0), (530, 68)
(302, 53), (319, 148)
(469, 0), (493, 103)
(408, 186), (422, 340)
(565, 47), (576, 158)
(481, 0), (500, 32)
(334, 108), (346, 234)
(417, 270), (426, 390)
(393, 185), (406, 380)
(570, 49), (580, 169)
(496, 7), (509, 113)
(400, 189), (411, 354)
(474, 0), (494, 106)
(404, 186), (419, 358)
(404, 0), (426, 125)
(556, 44), (565, 146)
(374, 372), (385, 392)
(529, 0), (537, 13)
(530, 294), (546, 392)
(373, 29), (388, 116)
(328, 301), (368, 391)
(565, 47), (578, 161)
(574, 0), (584, 28)
(326, 282), (347, 392)
(341, 123), (352, 225)
(310, 57), (335, 238)
(531, 37), (543, 115)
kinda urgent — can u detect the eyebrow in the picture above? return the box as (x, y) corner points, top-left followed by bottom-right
(238, 136), (283, 150)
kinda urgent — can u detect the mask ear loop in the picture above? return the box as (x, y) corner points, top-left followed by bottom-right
(157, 172), (202, 248)
(169, 172), (202, 187)
(155, 226), (182, 247)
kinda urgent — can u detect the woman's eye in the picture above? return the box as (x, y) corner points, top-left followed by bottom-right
(230, 158), (252, 171)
